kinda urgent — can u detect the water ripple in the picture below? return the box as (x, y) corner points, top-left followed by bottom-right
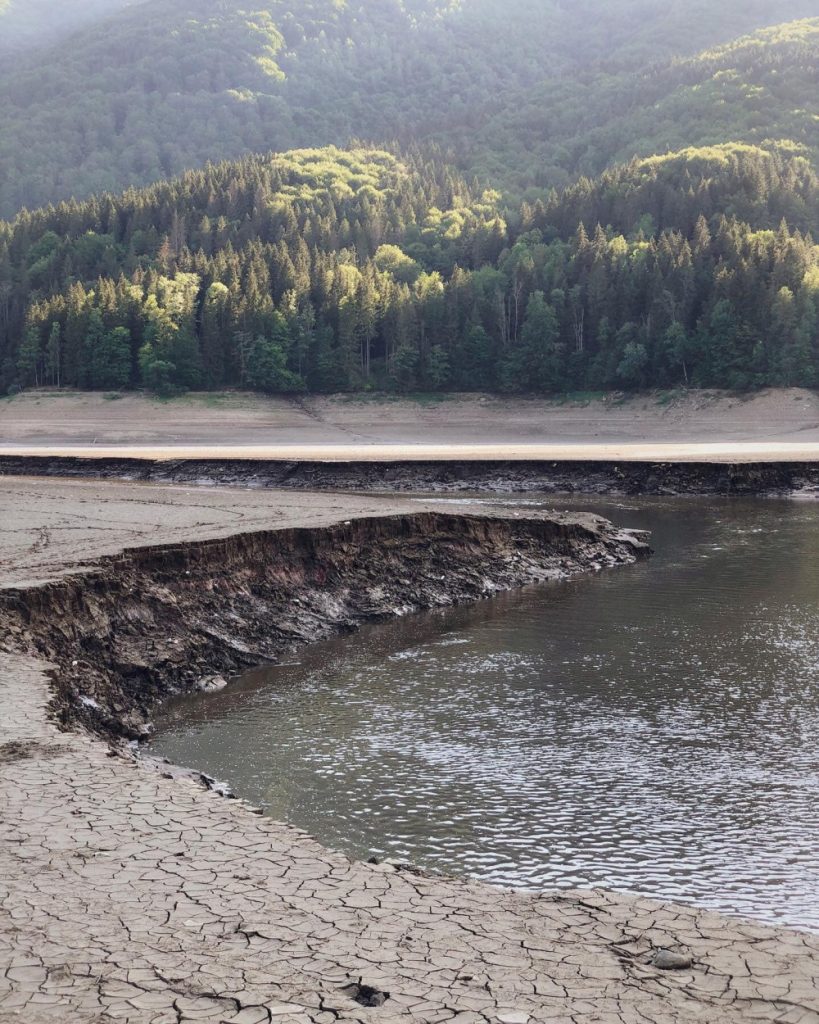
(149, 497), (819, 932)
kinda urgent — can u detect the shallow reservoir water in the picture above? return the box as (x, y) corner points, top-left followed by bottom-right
(149, 497), (819, 931)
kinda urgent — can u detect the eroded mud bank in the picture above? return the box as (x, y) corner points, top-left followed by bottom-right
(5, 502), (819, 1023)
(1, 510), (648, 740)
(3, 453), (819, 494)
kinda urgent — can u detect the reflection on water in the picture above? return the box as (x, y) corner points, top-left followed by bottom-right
(149, 497), (819, 931)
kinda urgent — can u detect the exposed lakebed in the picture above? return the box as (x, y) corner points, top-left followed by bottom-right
(149, 496), (819, 931)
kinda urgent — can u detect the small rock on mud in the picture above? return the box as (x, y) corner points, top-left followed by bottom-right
(652, 949), (693, 970)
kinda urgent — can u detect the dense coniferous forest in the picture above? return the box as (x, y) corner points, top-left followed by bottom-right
(1, 0), (819, 397)
(3, 144), (817, 396)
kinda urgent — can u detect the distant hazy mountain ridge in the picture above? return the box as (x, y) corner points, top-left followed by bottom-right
(0, 0), (136, 53)
(479, 18), (819, 194)
(0, 0), (816, 216)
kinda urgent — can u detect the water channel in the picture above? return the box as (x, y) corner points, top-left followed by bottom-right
(149, 496), (819, 931)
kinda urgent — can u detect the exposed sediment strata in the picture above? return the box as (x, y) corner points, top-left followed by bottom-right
(3, 453), (819, 495)
(3, 503), (819, 1023)
(1, 510), (648, 738)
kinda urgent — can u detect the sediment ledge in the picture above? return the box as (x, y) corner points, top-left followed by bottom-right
(2, 510), (648, 738)
(3, 502), (819, 1023)
(3, 453), (819, 495)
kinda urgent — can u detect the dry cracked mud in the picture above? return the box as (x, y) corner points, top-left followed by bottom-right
(1, 479), (818, 1024)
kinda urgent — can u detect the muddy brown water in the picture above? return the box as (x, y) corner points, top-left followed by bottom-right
(149, 497), (819, 931)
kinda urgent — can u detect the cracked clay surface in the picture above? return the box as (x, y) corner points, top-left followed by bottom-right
(1, 480), (818, 1023)
(3, 656), (819, 1024)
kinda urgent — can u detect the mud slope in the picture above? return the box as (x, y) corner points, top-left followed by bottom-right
(2, 510), (649, 738)
(2, 388), (819, 445)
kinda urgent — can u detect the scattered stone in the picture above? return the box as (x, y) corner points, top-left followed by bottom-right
(119, 711), (152, 739)
(367, 855), (423, 873)
(199, 772), (233, 797)
(0, 740), (32, 763)
(0, 740), (60, 763)
(197, 674), (228, 693)
(342, 983), (390, 1007)
(652, 949), (694, 971)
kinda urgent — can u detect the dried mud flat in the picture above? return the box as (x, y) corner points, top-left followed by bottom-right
(1, 479), (819, 1024)
(0, 478), (436, 589)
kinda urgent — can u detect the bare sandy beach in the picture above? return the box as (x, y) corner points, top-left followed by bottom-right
(0, 477), (449, 587)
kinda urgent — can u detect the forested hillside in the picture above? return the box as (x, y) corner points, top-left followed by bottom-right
(474, 19), (819, 194)
(0, 0), (815, 216)
(2, 144), (817, 397)
(2, 1), (819, 399)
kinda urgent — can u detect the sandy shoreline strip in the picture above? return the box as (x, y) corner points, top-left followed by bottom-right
(4, 442), (819, 463)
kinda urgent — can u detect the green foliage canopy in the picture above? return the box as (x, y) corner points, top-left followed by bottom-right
(2, 142), (818, 398)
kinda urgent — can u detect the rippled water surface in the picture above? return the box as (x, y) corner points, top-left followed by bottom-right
(149, 497), (819, 930)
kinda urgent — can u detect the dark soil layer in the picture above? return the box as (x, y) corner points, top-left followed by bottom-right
(1, 511), (649, 741)
(2, 455), (819, 494)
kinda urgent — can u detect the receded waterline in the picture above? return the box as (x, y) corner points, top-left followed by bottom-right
(148, 495), (819, 932)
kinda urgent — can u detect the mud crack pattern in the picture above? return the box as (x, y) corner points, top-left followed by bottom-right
(2, 654), (819, 1024)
